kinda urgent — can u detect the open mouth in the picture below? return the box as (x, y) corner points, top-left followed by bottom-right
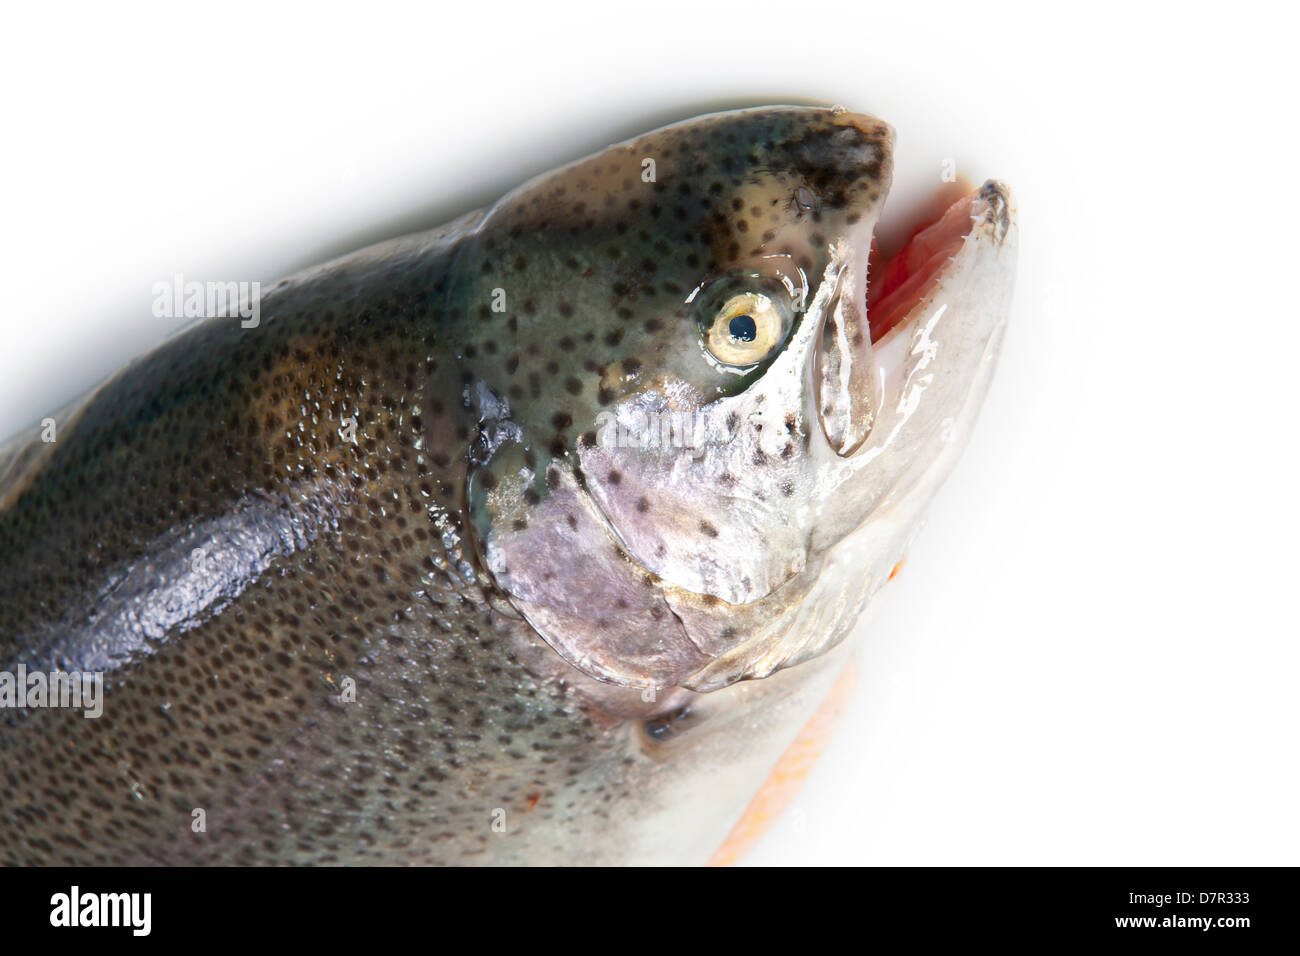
(812, 161), (1013, 459)
(864, 177), (1002, 342)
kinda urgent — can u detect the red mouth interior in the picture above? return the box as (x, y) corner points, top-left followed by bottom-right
(866, 177), (981, 342)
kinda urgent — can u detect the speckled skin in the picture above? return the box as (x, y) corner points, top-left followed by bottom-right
(0, 108), (933, 864)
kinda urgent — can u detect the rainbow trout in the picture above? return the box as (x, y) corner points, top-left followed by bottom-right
(0, 106), (1016, 865)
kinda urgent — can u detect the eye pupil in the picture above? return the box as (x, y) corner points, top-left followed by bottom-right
(728, 314), (757, 342)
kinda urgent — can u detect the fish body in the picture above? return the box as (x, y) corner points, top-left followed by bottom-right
(0, 107), (1016, 865)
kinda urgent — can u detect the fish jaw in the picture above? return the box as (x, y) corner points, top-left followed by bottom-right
(638, 179), (1015, 693)
(816, 180), (1019, 551)
(682, 181), (1020, 690)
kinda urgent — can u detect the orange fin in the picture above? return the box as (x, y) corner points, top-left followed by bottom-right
(707, 654), (859, 866)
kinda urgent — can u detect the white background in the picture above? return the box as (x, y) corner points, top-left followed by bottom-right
(1, 2), (1295, 865)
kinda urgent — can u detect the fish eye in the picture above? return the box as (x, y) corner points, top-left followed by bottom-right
(704, 292), (787, 367)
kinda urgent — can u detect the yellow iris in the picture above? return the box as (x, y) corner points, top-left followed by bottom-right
(705, 293), (785, 366)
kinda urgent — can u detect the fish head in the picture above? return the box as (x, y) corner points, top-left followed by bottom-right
(454, 106), (1017, 692)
